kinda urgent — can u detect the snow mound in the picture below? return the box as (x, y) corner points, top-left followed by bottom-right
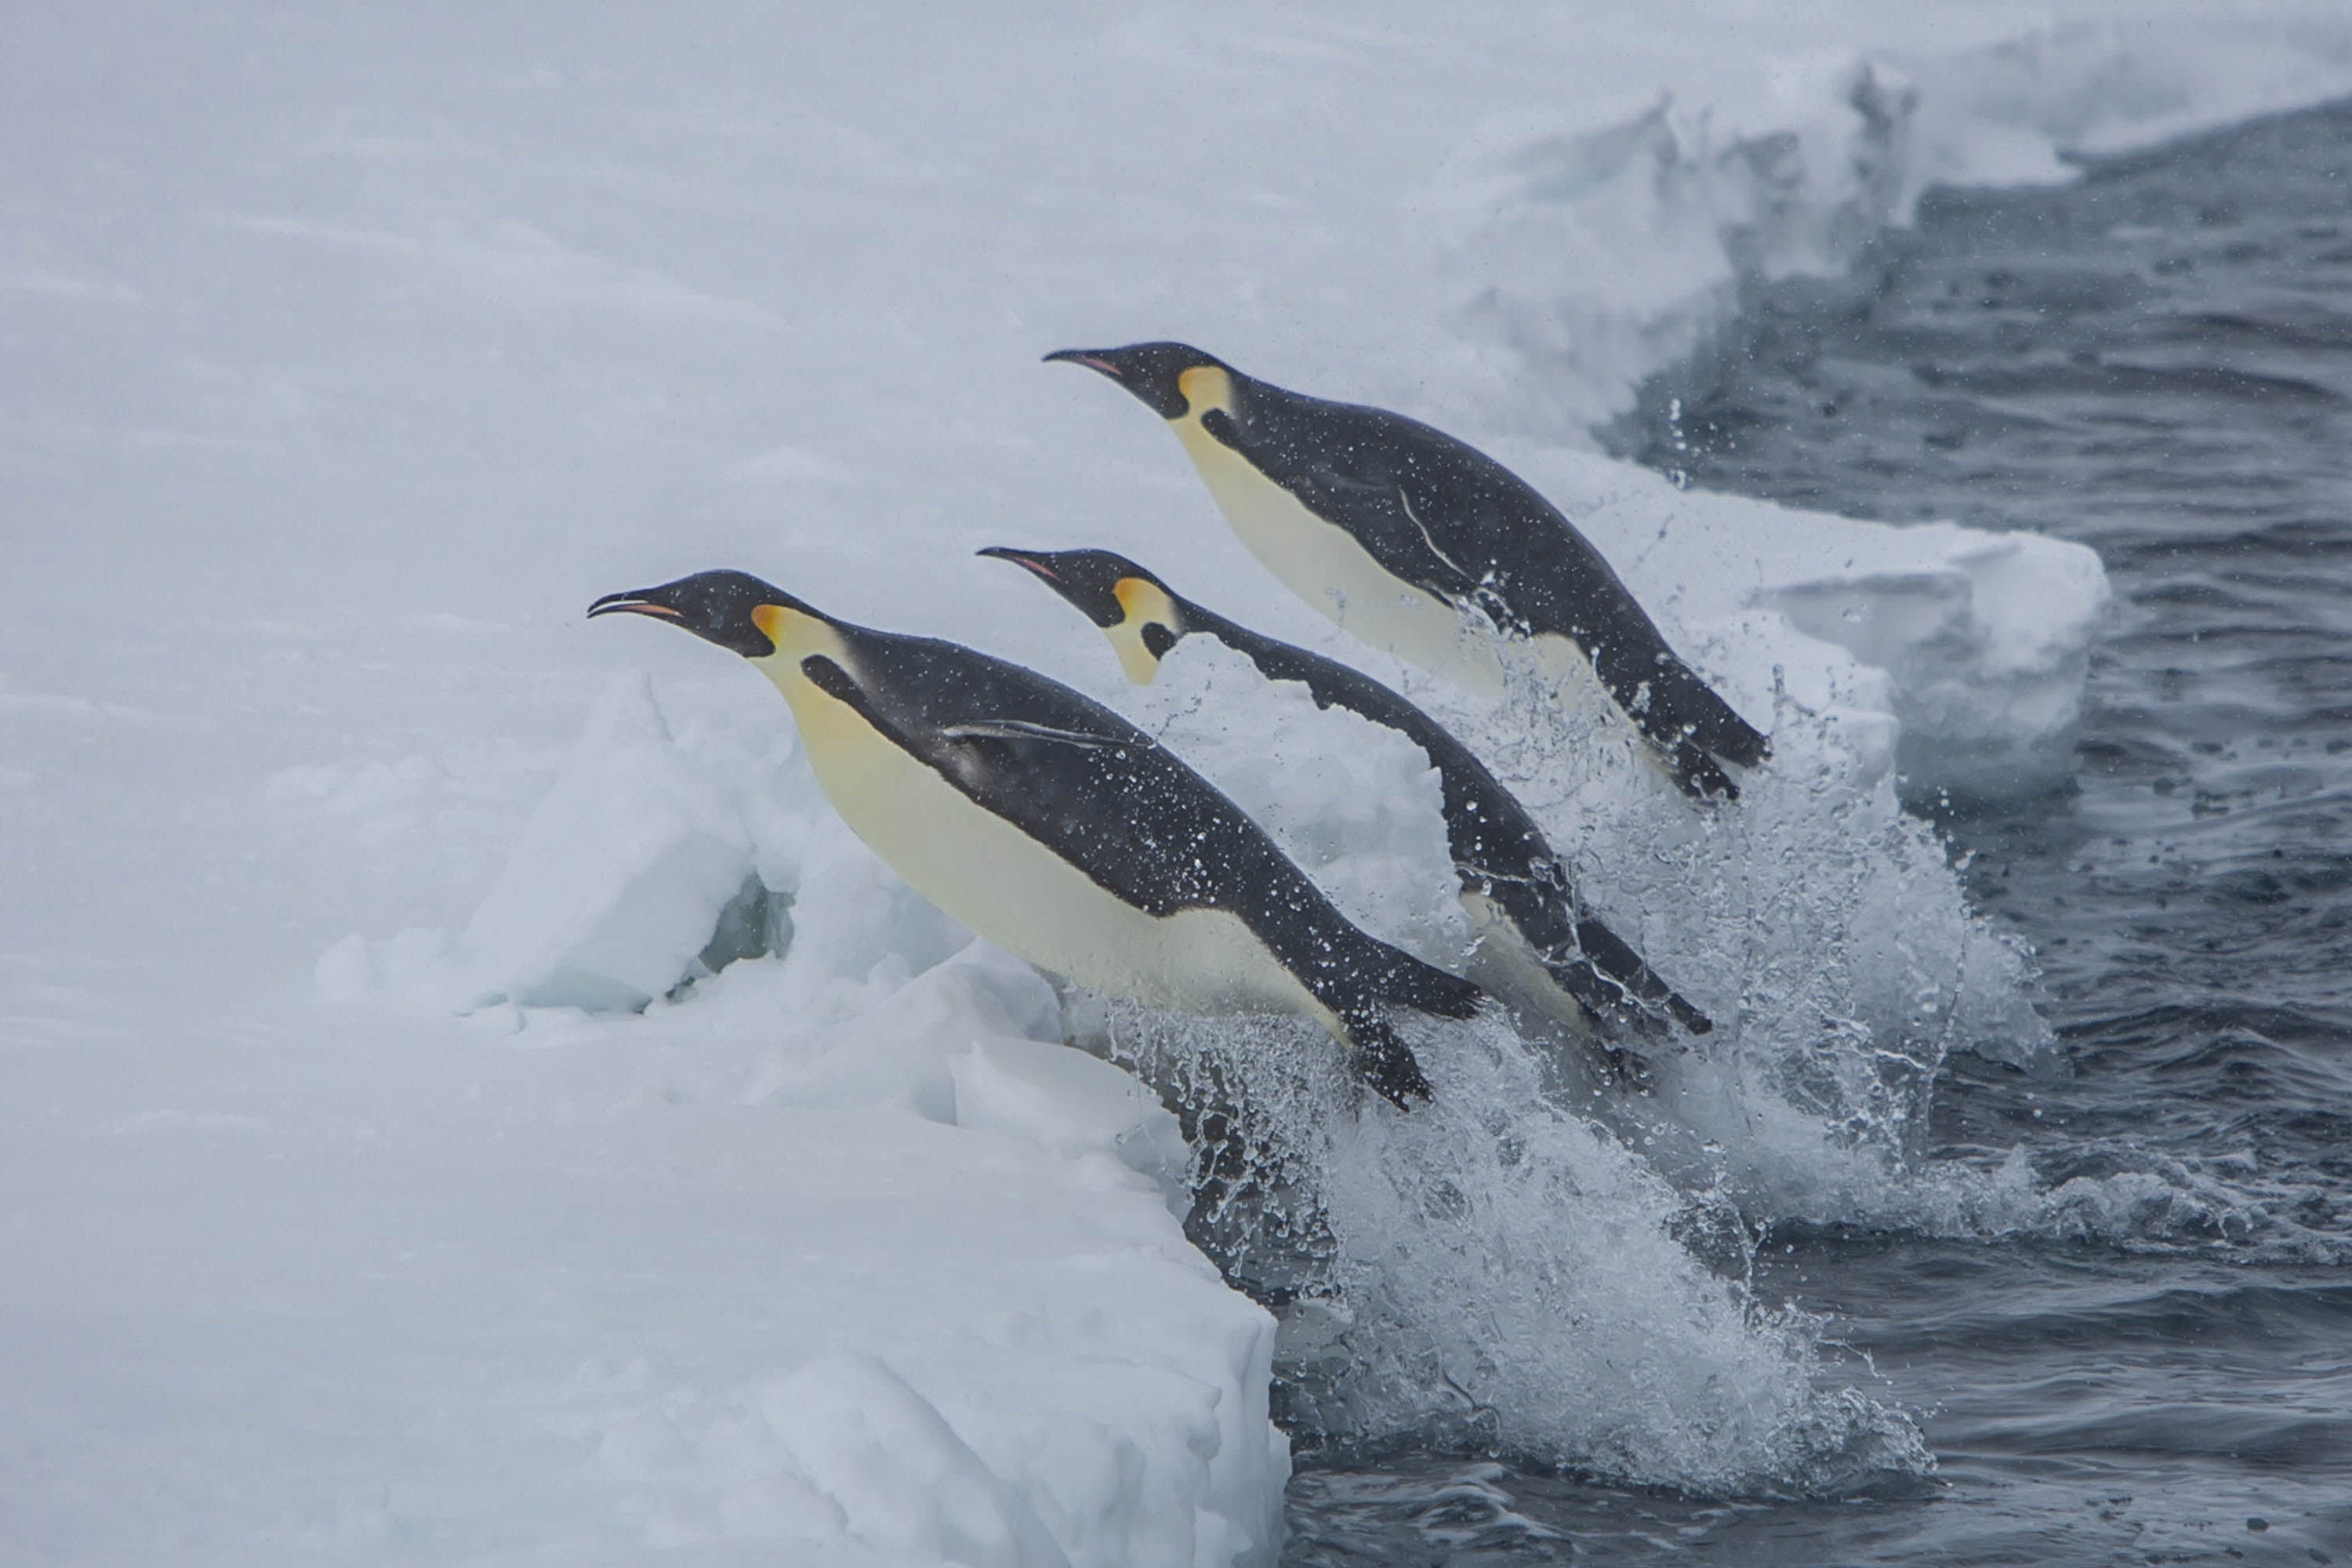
(317, 671), (815, 1014)
(953, 1036), (1196, 1212)
(456, 671), (762, 1010)
(758, 1353), (1073, 1568)
(318, 673), (1288, 1566)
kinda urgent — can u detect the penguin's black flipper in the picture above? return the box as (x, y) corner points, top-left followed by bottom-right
(1697, 695), (1772, 771)
(937, 717), (1129, 750)
(1200, 410), (1486, 607)
(1283, 471), (1489, 604)
(1343, 1012), (1434, 1109)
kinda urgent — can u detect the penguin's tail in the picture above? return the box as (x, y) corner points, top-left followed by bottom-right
(1341, 1011), (1435, 1109)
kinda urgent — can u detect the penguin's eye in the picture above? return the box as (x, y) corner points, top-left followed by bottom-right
(1142, 622), (1177, 659)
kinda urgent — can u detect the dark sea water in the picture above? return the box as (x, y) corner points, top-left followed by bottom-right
(1286, 98), (2352, 1565)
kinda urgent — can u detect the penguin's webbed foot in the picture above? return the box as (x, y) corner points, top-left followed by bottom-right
(1668, 737), (1740, 803)
(1346, 1014), (1434, 1109)
(1600, 1043), (1656, 1091)
(1664, 993), (1714, 1036)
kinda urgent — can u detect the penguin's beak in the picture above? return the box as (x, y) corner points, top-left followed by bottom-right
(1043, 348), (1123, 381)
(977, 546), (1058, 582)
(586, 590), (681, 620)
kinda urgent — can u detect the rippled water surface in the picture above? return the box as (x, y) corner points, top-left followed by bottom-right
(1287, 97), (2352, 1565)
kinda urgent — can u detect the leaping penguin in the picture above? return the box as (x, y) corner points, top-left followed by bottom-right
(981, 545), (1713, 1075)
(589, 570), (1486, 1106)
(1044, 342), (1769, 801)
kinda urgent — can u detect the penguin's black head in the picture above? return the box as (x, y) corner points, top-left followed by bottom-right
(588, 569), (814, 659)
(977, 546), (1153, 627)
(1044, 342), (1229, 420)
(978, 545), (1189, 686)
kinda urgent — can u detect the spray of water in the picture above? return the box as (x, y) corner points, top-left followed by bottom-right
(1439, 643), (2053, 1214)
(1096, 1004), (1931, 1497)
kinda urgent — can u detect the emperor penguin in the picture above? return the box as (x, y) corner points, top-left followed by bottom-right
(589, 569), (1487, 1107)
(1044, 342), (1769, 801)
(981, 546), (1713, 1076)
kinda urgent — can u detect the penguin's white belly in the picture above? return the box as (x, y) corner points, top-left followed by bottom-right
(1175, 425), (1507, 701)
(776, 673), (1340, 1031)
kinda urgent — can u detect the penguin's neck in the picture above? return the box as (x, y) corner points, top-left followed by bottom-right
(747, 608), (861, 732)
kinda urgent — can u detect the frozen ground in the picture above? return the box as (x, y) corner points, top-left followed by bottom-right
(6, 3), (2350, 1563)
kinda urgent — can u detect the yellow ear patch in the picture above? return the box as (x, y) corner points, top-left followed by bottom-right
(1112, 577), (1177, 626)
(1174, 365), (1235, 418)
(750, 603), (845, 661)
(1108, 577), (1179, 685)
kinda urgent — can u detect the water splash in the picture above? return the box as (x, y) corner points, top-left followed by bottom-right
(1095, 1005), (1932, 1497)
(1431, 644), (2053, 1210)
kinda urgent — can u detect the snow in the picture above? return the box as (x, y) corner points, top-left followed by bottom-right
(1509, 449), (2114, 797)
(5, 2), (2344, 1562)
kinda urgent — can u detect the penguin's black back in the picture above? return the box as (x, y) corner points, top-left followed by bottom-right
(1178, 601), (1552, 885)
(815, 622), (1485, 1026)
(1202, 377), (1770, 786)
